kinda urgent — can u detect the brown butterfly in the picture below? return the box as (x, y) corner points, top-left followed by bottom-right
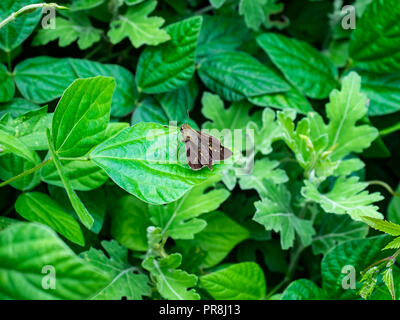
(180, 123), (233, 171)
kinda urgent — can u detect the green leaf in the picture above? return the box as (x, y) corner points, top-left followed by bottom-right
(197, 15), (249, 60)
(239, 0), (266, 31)
(108, 1), (169, 48)
(246, 109), (281, 155)
(40, 158), (108, 191)
(90, 122), (218, 205)
(52, 76), (115, 157)
(326, 72), (378, 161)
(177, 211), (250, 268)
(156, 78), (198, 123)
(69, 0), (105, 11)
(3, 106), (52, 150)
(15, 192), (84, 246)
(136, 16), (202, 93)
(209, 0), (226, 8)
(388, 184), (400, 224)
(47, 130), (94, 229)
(33, 14), (102, 50)
(110, 195), (150, 251)
(14, 57), (76, 104)
(70, 59), (138, 117)
(0, 64), (14, 102)
(0, 216), (17, 231)
(383, 267), (396, 300)
(201, 262), (266, 300)
(149, 175), (230, 240)
(142, 253), (200, 300)
(321, 235), (392, 299)
(358, 71), (400, 116)
(253, 180), (315, 249)
(82, 240), (151, 300)
(132, 97), (168, 125)
(282, 279), (327, 300)
(248, 86), (313, 114)
(0, 223), (109, 299)
(0, 98), (39, 118)
(302, 176), (384, 221)
(257, 33), (338, 99)
(362, 217), (400, 236)
(0, 130), (41, 190)
(312, 213), (369, 255)
(0, 0), (41, 51)
(349, 0), (400, 73)
(198, 51), (290, 102)
(239, 159), (288, 196)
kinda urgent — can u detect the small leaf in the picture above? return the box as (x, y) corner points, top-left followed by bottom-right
(239, 0), (266, 31)
(0, 64), (14, 102)
(142, 253), (200, 300)
(108, 1), (169, 48)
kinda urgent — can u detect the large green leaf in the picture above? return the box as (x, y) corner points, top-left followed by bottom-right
(142, 253), (200, 300)
(201, 262), (266, 300)
(0, 98), (39, 118)
(281, 279), (327, 300)
(149, 175), (230, 240)
(257, 33), (338, 99)
(136, 16), (202, 93)
(15, 192), (84, 246)
(0, 0), (41, 52)
(70, 59), (138, 117)
(198, 51), (290, 102)
(90, 122), (218, 205)
(82, 240), (151, 300)
(14, 57), (76, 104)
(52, 76), (115, 157)
(349, 0), (400, 73)
(108, 0), (169, 48)
(0, 223), (109, 299)
(0, 64), (14, 102)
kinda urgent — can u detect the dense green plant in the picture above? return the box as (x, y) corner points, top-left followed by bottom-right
(1, 0), (400, 300)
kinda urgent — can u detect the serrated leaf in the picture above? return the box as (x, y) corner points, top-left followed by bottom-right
(0, 223), (109, 299)
(362, 217), (400, 236)
(33, 14), (102, 50)
(349, 0), (400, 73)
(108, 1), (169, 48)
(136, 16), (202, 93)
(52, 76), (115, 157)
(239, 159), (288, 196)
(257, 33), (338, 99)
(254, 180), (315, 249)
(383, 267), (396, 300)
(302, 177), (383, 221)
(90, 122), (218, 205)
(15, 192), (84, 246)
(149, 175), (230, 240)
(198, 51), (290, 102)
(142, 253), (200, 300)
(201, 262), (266, 300)
(239, 0), (266, 31)
(82, 240), (151, 300)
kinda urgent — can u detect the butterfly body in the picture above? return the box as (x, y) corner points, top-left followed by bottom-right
(180, 124), (232, 171)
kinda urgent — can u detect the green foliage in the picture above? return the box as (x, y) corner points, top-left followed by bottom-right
(0, 0), (399, 302)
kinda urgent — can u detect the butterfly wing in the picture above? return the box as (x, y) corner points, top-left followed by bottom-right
(184, 138), (205, 170)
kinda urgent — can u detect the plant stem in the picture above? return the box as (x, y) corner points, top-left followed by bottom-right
(367, 180), (400, 197)
(380, 123), (400, 137)
(0, 3), (67, 30)
(0, 159), (52, 187)
(59, 156), (90, 161)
